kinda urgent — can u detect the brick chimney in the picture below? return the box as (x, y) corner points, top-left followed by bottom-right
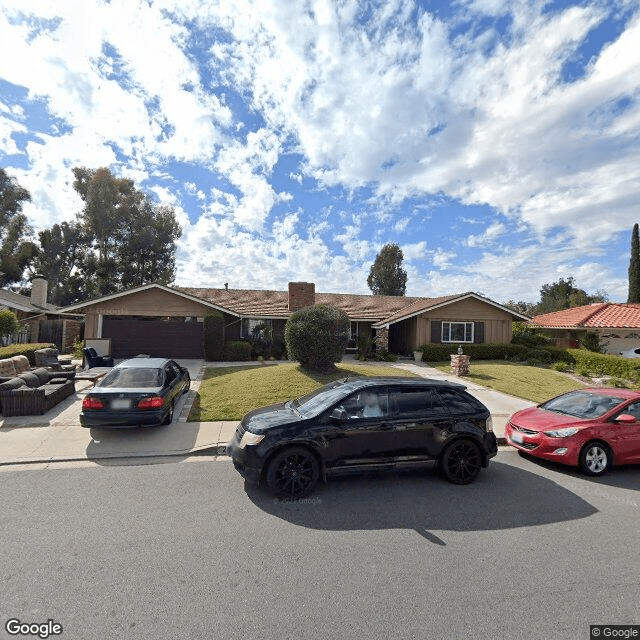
(30, 276), (48, 309)
(288, 282), (315, 311)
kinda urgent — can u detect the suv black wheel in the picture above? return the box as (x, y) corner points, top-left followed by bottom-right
(441, 438), (482, 485)
(266, 446), (320, 499)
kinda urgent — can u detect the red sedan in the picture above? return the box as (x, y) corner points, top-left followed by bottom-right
(505, 388), (640, 476)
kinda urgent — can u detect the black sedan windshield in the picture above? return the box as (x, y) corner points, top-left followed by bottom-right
(99, 367), (163, 389)
(540, 391), (625, 419)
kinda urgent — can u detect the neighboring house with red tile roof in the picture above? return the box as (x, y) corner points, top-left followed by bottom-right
(60, 282), (530, 360)
(531, 303), (640, 354)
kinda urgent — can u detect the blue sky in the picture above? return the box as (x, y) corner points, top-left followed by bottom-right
(1, 0), (639, 304)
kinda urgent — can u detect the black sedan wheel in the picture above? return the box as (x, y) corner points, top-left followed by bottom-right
(266, 447), (320, 499)
(441, 438), (482, 485)
(579, 442), (610, 476)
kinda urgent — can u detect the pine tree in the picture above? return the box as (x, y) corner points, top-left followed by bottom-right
(367, 243), (407, 296)
(628, 224), (640, 303)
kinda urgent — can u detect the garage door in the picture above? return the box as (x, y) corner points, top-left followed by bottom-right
(102, 317), (204, 359)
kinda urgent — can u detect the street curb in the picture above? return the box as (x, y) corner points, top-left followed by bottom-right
(0, 442), (229, 467)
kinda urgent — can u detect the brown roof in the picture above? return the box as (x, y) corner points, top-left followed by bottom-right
(531, 303), (640, 329)
(177, 287), (430, 322)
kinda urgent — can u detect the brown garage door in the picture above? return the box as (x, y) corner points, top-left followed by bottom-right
(103, 317), (204, 359)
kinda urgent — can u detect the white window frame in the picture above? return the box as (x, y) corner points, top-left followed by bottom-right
(442, 321), (474, 343)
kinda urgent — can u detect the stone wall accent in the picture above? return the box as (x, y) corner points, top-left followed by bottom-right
(288, 282), (315, 311)
(375, 327), (389, 352)
(450, 354), (470, 376)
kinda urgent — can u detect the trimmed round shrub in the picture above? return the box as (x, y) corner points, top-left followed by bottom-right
(285, 304), (350, 371)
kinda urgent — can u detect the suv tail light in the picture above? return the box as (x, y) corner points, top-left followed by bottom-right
(82, 397), (105, 410)
(485, 416), (494, 432)
(138, 396), (164, 409)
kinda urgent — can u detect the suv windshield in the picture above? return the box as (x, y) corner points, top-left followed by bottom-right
(291, 381), (354, 418)
(540, 391), (625, 419)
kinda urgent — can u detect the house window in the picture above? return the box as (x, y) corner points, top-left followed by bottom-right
(241, 318), (272, 339)
(442, 321), (474, 343)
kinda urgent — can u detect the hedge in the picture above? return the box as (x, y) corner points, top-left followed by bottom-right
(203, 312), (225, 361)
(223, 341), (252, 361)
(0, 343), (56, 366)
(418, 343), (640, 381)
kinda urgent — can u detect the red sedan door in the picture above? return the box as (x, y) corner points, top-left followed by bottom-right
(608, 401), (640, 464)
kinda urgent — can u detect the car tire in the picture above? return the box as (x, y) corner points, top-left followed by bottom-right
(266, 446), (320, 499)
(579, 441), (611, 476)
(183, 374), (190, 394)
(162, 401), (174, 425)
(440, 438), (482, 485)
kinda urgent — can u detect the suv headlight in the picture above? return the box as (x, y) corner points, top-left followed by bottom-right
(485, 416), (493, 432)
(239, 431), (265, 448)
(543, 427), (578, 438)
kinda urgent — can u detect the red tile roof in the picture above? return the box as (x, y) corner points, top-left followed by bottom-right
(531, 303), (640, 329)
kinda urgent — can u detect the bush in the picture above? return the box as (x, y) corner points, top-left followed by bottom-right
(356, 335), (374, 360)
(223, 341), (252, 361)
(203, 312), (225, 361)
(249, 322), (273, 359)
(580, 332), (606, 353)
(551, 361), (569, 372)
(285, 304), (350, 371)
(0, 309), (20, 342)
(511, 322), (552, 348)
(0, 343), (56, 366)
(271, 335), (287, 360)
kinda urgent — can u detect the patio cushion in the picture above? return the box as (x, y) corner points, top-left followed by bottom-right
(11, 355), (31, 374)
(0, 359), (17, 377)
(0, 377), (27, 391)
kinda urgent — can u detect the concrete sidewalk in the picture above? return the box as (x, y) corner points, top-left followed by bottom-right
(0, 358), (533, 466)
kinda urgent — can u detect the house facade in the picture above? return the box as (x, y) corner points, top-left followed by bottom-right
(59, 282), (530, 359)
(0, 277), (83, 351)
(530, 303), (640, 355)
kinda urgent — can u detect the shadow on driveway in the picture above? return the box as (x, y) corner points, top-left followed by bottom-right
(244, 460), (598, 543)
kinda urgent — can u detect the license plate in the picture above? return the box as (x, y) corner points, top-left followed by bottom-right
(511, 431), (524, 444)
(111, 399), (131, 410)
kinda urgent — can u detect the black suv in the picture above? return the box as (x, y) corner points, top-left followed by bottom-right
(227, 377), (497, 498)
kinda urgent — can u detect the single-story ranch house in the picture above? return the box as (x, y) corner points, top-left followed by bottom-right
(531, 303), (640, 355)
(59, 282), (530, 359)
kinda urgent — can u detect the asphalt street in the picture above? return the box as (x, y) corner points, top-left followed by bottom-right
(1, 449), (638, 640)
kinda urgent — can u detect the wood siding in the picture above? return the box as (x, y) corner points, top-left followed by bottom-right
(390, 298), (514, 352)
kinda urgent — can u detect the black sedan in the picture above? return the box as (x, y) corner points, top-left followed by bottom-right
(80, 358), (190, 428)
(227, 377), (497, 498)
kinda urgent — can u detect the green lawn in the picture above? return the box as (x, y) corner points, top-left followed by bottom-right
(431, 360), (585, 403)
(188, 362), (418, 421)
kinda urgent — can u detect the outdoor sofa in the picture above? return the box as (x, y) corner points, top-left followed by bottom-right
(0, 368), (75, 416)
(34, 347), (77, 372)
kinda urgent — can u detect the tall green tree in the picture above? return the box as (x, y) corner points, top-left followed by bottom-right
(628, 223), (640, 303)
(367, 243), (407, 296)
(30, 222), (90, 306)
(0, 168), (38, 287)
(71, 166), (181, 296)
(535, 277), (607, 315)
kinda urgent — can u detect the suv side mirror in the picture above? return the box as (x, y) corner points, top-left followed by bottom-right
(615, 413), (637, 424)
(330, 407), (347, 422)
